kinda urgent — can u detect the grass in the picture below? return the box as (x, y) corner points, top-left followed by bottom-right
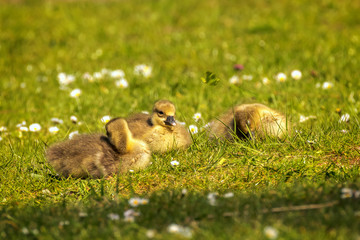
(1, 0), (360, 239)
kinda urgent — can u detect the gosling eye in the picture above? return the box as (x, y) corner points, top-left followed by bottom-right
(157, 111), (164, 116)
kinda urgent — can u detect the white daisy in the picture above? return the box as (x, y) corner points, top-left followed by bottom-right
(193, 113), (202, 122)
(322, 82), (333, 90)
(299, 115), (317, 123)
(0, 126), (7, 132)
(170, 160), (180, 166)
(58, 73), (75, 86)
(49, 126), (60, 134)
(229, 75), (240, 85)
(70, 89), (81, 98)
(51, 118), (64, 124)
(123, 209), (140, 223)
(207, 192), (217, 206)
(115, 79), (129, 88)
(340, 188), (353, 199)
(129, 197), (141, 207)
(70, 115), (78, 123)
(19, 126), (29, 132)
(21, 227), (30, 235)
(107, 213), (120, 221)
(0, 136), (3, 141)
(146, 229), (156, 238)
(275, 73), (287, 82)
(264, 226), (279, 239)
(223, 192), (234, 198)
(82, 73), (94, 82)
(262, 77), (270, 85)
(134, 64), (152, 78)
(101, 115), (111, 123)
(339, 113), (350, 123)
(243, 75), (253, 81)
(167, 224), (181, 233)
(291, 70), (302, 80)
(29, 123), (41, 132)
(140, 198), (149, 205)
(93, 72), (103, 80)
(189, 125), (198, 134)
(110, 69), (125, 78)
(79, 212), (88, 217)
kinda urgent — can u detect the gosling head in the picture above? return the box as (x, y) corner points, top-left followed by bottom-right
(234, 109), (258, 139)
(151, 100), (177, 129)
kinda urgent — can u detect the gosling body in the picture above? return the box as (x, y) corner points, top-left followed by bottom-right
(126, 100), (192, 152)
(208, 103), (289, 141)
(46, 118), (151, 178)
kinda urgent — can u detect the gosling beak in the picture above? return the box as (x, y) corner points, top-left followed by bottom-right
(164, 116), (176, 126)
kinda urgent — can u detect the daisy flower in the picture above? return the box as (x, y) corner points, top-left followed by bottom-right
(58, 73), (75, 86)
(70, 115), (78, 123)
(291, 70), (302, 80)
(29, 123), (41, 132)
(21, 227), (30, 235)
(101, 115), (111, 123)
(223, 192), (234, 198)
(229, 75), (240, 85)
(207, 192), (217, 206)
(275, 73), (287, 82)
(49, 126), (59, 134)
(193, 113), (202, 122)
(82, 73), (94, 82)
(167, 224), (181, 233)
(146, 229), (156, 238)
(340, 188), (353, 199)
(262, 77), (270, 85)
(299, 115), (317, 123)
(264, 226), (279, 239)
(115, 79), (129, 88)
(79, 212), (88, 217)
(93, 72), (103, 80)
(123, 209), (140, 223)
(0, 136), (3, 141)
(339, 113), (350, 123)
(189, 125), (198, 134)
(107, 213), (120, 221)
(134, 64), (152, 78)
(170, 160), (180, 166)
(243, 75), (253, 81)
(51, 118), (64, 124)
(70, 89), (81, 98)
(0, 126), (7, 132)
(129, 197), (141, 207)
(322, 82), (333, 90)
(110, 69), (125, 78)
(19, 126), (29, 132)
(140, 198), (149, 205)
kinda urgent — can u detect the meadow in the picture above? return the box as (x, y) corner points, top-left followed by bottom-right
(1, 0), (360, 239)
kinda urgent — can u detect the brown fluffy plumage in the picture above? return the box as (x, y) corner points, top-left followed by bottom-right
(207, 103), (290, 141)
(46, 118), (151, 178)
(126, 100), (192, 152)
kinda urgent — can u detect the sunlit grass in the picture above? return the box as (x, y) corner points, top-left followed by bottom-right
(1, 0), (360, 239)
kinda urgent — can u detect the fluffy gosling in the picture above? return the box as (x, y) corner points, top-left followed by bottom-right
(208, 103), (290, 141)
(126, 100), (192, 152)
(46, 118), (151, 178)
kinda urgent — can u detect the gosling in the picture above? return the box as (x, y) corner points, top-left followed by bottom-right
(126, 100), (192, 152)
(46, 118), (151, 178)
(207, 103), (290, 141)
